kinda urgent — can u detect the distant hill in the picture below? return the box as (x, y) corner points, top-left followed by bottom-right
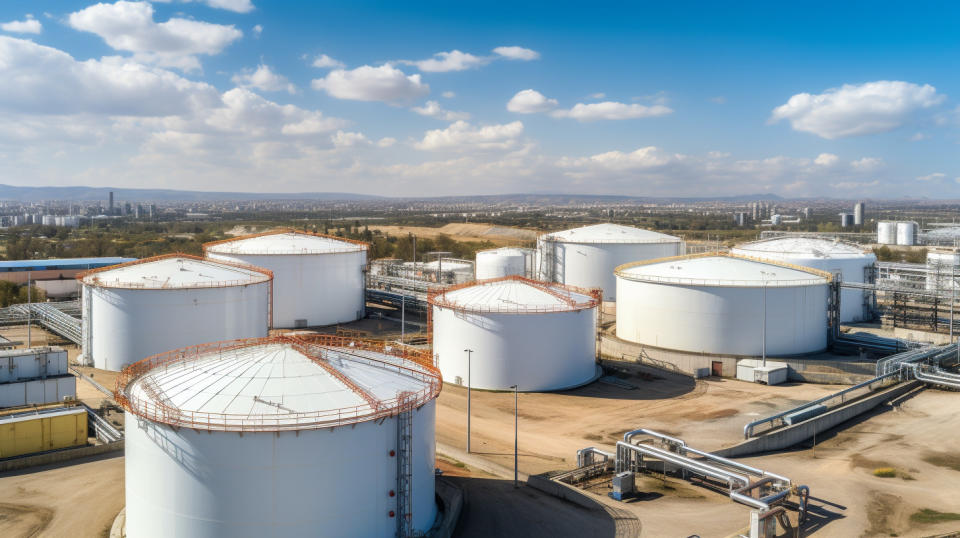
(0, 184), (383, 203)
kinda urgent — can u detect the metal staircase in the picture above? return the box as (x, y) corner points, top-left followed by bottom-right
(396, 392), (415, 537)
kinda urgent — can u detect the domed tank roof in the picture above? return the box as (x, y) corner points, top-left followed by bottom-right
(204, 230), (368, 256)
(79, 254), (271, 289)
(540, 223), (681, 244)
(616, 253), (831, 287)
(733, 237), (873, 260)
(429, 276), (598, 312)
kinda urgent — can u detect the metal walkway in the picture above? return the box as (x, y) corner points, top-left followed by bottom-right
(0, 301), (82, 344)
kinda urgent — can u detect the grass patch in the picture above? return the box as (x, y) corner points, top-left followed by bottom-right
(910, 509), (960, 524)
(873, 467), (897, 478)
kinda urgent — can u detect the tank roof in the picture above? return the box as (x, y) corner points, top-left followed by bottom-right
(476, 247), (533, 256)
(116, 336), (441, 432)
(204, 229), (368, 255)
(79, 254), (271, 289)
(734, 237), (873, 259)
(616, 253), (831, 287)
(429, 276), (598, 313)
(540, 223), (681, 244)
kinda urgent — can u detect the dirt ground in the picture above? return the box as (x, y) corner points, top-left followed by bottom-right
(0, 454), (124, 538)
(436, 366), (960, 537)
(368, 223), (539, 246)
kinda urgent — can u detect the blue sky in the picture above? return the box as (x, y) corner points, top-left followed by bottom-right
(0, 1), (957, 198)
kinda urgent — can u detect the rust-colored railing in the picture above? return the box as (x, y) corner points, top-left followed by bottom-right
(76, 253), (274, 290)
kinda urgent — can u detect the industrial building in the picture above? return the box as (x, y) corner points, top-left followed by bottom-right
(732, 237), (876, 322)
(0, 347), (75, 408)
(429, 276), (601, 391)
(537, 223), (684, 301)
(615, 253), (831, 357)
(78, 254), (272, 371)
(0, 405), (87, 459)
(475, 247), (534, 280)
(117, 335), (441, 538)
(204, 230), (368, 328)
(0, 257), (135, 298)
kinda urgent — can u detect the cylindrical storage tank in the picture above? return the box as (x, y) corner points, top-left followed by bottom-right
(926, 250), (960, 292)
(732, 237), (876, 322)
(877, 222), (897, 245)
(429, 276), (599, 391)
(78, 255), (272, 371)
(475, 247), (533, 280)
(536, 223), (684, 301)
(117, 336), (441, 538)
(896, 222), (917, 246)
(615, 254), (831, 356)
(204, 230), (368, 329)
(418, 259), (475, 284)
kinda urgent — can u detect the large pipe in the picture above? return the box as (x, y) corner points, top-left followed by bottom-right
(623, 428), (686, 448)
(576, 447), (615, 468)
(618, 442), (750, 489)
(681, 446), (791, 486)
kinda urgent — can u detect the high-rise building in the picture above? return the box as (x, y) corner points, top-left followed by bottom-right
(840, 213), (854, 227)
(854, 202), (865, 226)
(803, 207), (811, 219)
(735, 212), (746, 226)
(108, 192), (114, 215)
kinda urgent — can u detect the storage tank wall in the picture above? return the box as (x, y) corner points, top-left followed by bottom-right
(89, 283), (269, 371)
(896, 222), (916, 246)
(208, 251), (366, 328)
(616, 278), (828, 356)
(432, 307), (596, 391)
(877, 222), (897, 245)
(124, 402), (436, 538)
(543, 241), (684, 301)
(475, 251), (526, 280)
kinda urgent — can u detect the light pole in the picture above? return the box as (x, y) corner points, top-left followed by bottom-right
(463, 348), (473, 453)
(511, 384), (518, 488)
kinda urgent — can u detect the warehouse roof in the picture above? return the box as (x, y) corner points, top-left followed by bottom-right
(733, 237), (873, 259)
(616, 253), (831, 287)
(204, 229), (367, 255)
(540, 223), (681, 244)
(429, 275), (599, 313)
(116, 336), (441, 432)
(79, 254), (271, 289)
(0, 257), (135, 272)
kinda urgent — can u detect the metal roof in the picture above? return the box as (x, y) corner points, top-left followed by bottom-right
(116, 337), (441, 432)
(0, 257), (135, 272)
(540, 223), (681, 244)
(733, 237), (873, 259)
(204, 230), (367, 256)
(80, 254), (271, 289)
(616, 253), (831, 287)
(476, 247), (533, 256)
(429, 275), (599, 313)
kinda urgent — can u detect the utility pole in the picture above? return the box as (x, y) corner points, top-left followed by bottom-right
(511, 384), (519, 488)
(464, 349), (473, 452)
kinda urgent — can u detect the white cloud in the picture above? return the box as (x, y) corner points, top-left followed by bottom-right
(442, 91), (455, 98)
(559, 146), (676, 170)
(552, 101), (673, 121)
(312, 64), (428, 103)
(814, 153), (839, 166)
(377, 137), (396, 148)
(402, 50), (489, 72)
(154, 0), (255, 13)
(1, 15), (42, 35)
(415, 120), (524, 151)
(68, 1), (242, 71)
(588, 92), (605, 99)
(331, 130), (369, 148)
(911, 132), (929, 141)
(312, 54), (344, 69)
(851, 157), (884, 170)
(252, 24), (262, 38)
(770, 80), (946, 139)
(412, 100), (469, 121)
(507, 89), (558, 114)
(916, 172), (946, 181)
(232, 64), (296, 94)
(492, 46), (539, 61)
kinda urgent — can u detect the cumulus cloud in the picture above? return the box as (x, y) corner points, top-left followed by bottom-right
(232, 64), (296, 94)
(770, 80), (946, 139)
(402, 50), (489, 72)
(312, 54), (343, 69)
(252, 24), (262, 37)
(331, 130), (369, 148)
(311, 64), (428, 103)
(412, 100), (469, 121)
(154, 0), (255, 13)
(916, 172), (946, 181)
(1, 15), (42, 34)
(551, 101), (673, 121)
(492, 46), (540, 61)
(507, 89), (558, 114)
(415, 120), (524, 151)
(814, 153), (839, 166)
(68, 1), (242, 71)
(851, 157), (884, 170)
(377, 137), (396, 148)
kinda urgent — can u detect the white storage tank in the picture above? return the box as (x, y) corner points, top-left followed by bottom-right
(877, 222), (897, 245)
(732, 237), (876, 322)
(204, 230), (368, 329)
(78, 255), (272, 371)
(429, 276), (600, 391)
(896, 221), (917, 246)
(475, 247), (534, 280)
(117, 335), (441, 538)
(537, 223), (684, 301)
(615, 254), (831, 357)
(418, 259), (475, 284)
